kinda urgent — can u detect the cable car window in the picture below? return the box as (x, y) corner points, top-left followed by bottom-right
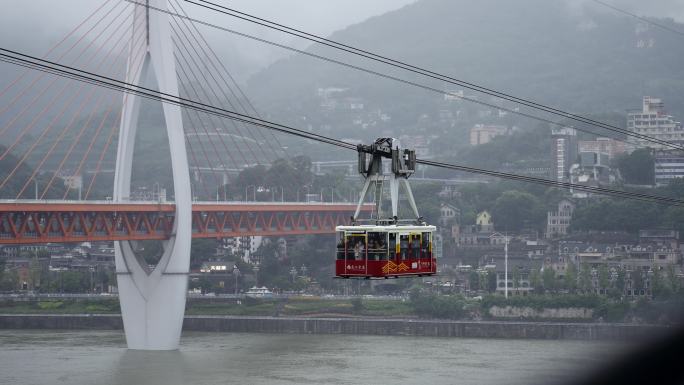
(367, 232), (387, 261)
(346, 234), (366, 261)
(336, 231), (345, 260)
(388, 232), (397, 260)
(410, 233), (421, 259)
(422, 232), (431, 259)
(399, 234), (409, 260)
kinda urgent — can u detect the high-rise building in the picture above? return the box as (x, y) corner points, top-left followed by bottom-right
(627, 96), (684, 149)
(551, 127), (577, 182)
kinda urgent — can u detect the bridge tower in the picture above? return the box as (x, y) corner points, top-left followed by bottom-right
(113, 0), (192, 350)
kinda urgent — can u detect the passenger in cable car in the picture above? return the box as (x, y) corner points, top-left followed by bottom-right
(400, 235), (409, 260)
(367, 233), (385, 261)
(353, 239), (365, 260)
(336, 234), (345, 260)
(411, 236), (421, 259)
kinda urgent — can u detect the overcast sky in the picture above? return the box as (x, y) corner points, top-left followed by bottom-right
(1, 0), (682, 80)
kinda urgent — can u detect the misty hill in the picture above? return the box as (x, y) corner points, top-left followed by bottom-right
(248, 0), (684, 132)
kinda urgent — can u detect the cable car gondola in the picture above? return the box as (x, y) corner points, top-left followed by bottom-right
(335, 138), (436, 279)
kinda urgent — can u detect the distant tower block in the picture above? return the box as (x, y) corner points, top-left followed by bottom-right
(112, 0), (192, 350)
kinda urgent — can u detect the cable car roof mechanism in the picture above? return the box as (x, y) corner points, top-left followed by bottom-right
(335, 138), (436, 279)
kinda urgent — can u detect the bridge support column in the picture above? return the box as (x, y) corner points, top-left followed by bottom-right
(113, 0), (191, 350)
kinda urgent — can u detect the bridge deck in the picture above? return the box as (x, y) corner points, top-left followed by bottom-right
(0, 201), (371, 244)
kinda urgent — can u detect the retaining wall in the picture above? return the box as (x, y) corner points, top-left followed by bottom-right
(0, 314), (667, 341)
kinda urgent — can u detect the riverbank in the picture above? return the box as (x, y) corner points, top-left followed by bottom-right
(0, 314), (668, 341)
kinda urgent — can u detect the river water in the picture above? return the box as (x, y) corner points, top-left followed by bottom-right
(0, 330), (623, 385)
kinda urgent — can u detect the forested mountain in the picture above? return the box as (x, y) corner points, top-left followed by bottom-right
(248, 0), (684, 133)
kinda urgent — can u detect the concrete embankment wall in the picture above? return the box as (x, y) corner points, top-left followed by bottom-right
(0, 314), (667, 341)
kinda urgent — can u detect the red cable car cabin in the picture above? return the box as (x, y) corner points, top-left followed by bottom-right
(335, 224), (437, 278)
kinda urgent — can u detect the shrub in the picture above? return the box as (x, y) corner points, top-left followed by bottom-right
(595, 302), (629, 322)
(37, 301), (64, 310)
(350, 297), (364, 314)
(410, 292), (466, 319)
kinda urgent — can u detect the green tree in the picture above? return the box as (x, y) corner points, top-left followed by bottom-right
(60, 271), (88, 293)
(235, 165), (268, 199)
(664, 207), (684, 234)
(28, 256), (42, 290)
(529, 268), (543, 293)
(598, 265), (610, 294)
(542, 267), (556, 293)
(564, 262), (578, 293)
(491, 190), (545, 231)
(190, 239), (219, 269)
(466, 271), (478, 292)
(579, 263), (592, 293)
(650, 268), (671, 300)
(478, 272), (489, 292)
(614, 268), (626, 297)
(666, 266), (681, 294)
(616, 148), (654, 185)
(0, 268), (18, 291)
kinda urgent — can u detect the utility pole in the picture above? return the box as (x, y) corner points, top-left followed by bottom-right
(504, 235), (509, 299)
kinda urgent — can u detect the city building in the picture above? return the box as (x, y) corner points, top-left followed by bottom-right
(550, 127), (577, 182)
(494, 255), (537, 296)
(439, 203), (460, 226)
(654, 150), (684, 186)
(221, 236), (263, 263)
(469, 124), (508, 146)
(627, 96), (684, 149)
(476, 211), (494, 232)
(546, 200), (575, 239)
(578, 137), (629, 159)
(568, 151), (617, 197)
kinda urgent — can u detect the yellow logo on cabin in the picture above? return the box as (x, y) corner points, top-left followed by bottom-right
(382, 261), (411, 274)
(382, 261), (397, 274)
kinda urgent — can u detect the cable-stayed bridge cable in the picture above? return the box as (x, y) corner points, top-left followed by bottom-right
(170, 0), (289, 160)
(2, 47), (683, 207)
(169, 0), (282, 163)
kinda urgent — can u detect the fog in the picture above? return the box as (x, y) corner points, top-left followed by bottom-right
(0, 0), (416, 79)
(1, 0), (682, 81)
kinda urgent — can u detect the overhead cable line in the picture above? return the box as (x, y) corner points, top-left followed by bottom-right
(591, 0), (684, 37)
(172, 0), (684, 151)
(2, 47), (683, 207)
(120, 2), (636, 149)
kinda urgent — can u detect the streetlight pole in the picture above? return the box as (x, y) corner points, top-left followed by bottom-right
(297, 186), (310, 202)
(253, 265), (260, 287)
(233, 266), (240, 295)
(504, 235), (509, 299)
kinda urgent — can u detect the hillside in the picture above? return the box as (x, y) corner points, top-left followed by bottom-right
(247, 0), (684, 151)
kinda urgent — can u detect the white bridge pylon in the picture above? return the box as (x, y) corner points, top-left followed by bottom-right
(113, 0), (192, 350)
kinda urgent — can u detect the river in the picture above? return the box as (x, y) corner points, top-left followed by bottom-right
(0, 330), (623, 385)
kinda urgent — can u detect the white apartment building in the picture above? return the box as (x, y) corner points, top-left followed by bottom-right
(551, 127), (577, 182)
(627, 96), (684, 149)
(546, 199), (575, 239)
